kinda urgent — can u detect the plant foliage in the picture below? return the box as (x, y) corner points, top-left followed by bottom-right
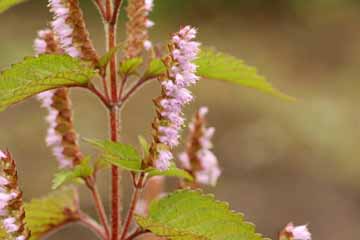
(136, 189), (269, 240)
(24, 188), (79, 240)
(0, 54), (96, 111)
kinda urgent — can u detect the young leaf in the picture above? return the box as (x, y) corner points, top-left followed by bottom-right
(144, 59), (166, 79)
(136, 189), (269, 240)
(98, 45), (123, 67)
(119, 57), (144, 76)
(0, 54), (96, 112)
(52, 158), (93, 189)
(85, 139), (142, 171)
(24, 188), (79, 240)
(195, 48), (295, 101)
(146, 164), (193, 181)
(138, 135), (150, 157)
(0, 0), (26, 14)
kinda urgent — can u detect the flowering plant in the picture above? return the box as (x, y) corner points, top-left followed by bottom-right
(0, 1), (310, 240)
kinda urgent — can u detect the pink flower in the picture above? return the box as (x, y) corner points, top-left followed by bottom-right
(285, 223), (311, 240)
(155, 151), (173, 171)
(0, 151), (6, 159)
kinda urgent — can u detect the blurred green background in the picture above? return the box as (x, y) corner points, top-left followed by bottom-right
(1, 0), (360, 239)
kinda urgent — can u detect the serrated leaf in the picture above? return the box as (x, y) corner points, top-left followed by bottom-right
(146, 164), (193, 181)
(119, 57), (143, 76)
(24, 188), (79, 240)
(144, 59), (166, 78)
(136, 189), (269, 240)
(0, 54), (96, 112)
(195, 48), (295, 101)
(85, 139), (142, 171)
(52, 158), (93, 189)
(0, 0), (26, 13)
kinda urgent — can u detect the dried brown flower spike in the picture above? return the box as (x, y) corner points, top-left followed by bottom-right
(0, 151), (29, 240)
(125, 0), (154, 58)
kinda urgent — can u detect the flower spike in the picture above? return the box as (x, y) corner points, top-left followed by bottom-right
(125, 0), (155, 57)
(0, 151), (30, 240)
(34, 30), (83, 169)
(48, 0), (99, 64)
(179, 107), (221, 186)
(147, 26), (201, 171)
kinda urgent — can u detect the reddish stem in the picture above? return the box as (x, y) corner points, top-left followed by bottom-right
(107, 8), (122, 237)
(88, 83), (111, 108)
(111, 0), (123, 25)
(125, 229), (150, 240)
(105, 0), (112, 21)
(120, 77), (154, 104)
(120, 174), (145, 240)
(93, 0), (107, 19)
(79, 211), (108, 240)
(86, 177), (111, 239)
(110, 107), (121, 240)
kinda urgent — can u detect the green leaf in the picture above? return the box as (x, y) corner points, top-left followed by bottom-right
(136, 189), (269, 240)
(0, 0), (26, 14)
(25, 188), (79, 240)
(195, 48), (295, 101)
(98, 45), (123, 67)
(0, 54), (96, 112)
(52, 158), (93, 189)
(138, 135), (150, 157)
(85, 139), (142, 171)
(119, 57), (144, 76)
(144, 59), (166, 78)
(146, 164), (193, 181)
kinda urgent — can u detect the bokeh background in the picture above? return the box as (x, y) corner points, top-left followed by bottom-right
(1, 0), (360, 239)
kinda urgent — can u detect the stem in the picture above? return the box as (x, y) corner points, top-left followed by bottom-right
(120, 174), (145, 240)
(88, 83), (111, 108)
(124, 229), (149, 240)
(120, 77), (154, 104)
(101, 73), (111, 102)
(93, 0), (107, 19)
(108, 25), (118, 103)
(105, 0), (112, 21)
(111, 0), (123, 25)
(79, 211), (107, 240)
(106, 1), (121, 238)
(110, 107), (121, 240)
(118, 74), (128, 100)
(86, 177), (111, 239)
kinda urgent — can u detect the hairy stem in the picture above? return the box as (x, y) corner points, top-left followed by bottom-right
(120, 174), (145, 240)
(105, 1), (122, 238)
(86, 177), (111, 239)
(110, 107), (120, 240)
(79, 211), (107, 240)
